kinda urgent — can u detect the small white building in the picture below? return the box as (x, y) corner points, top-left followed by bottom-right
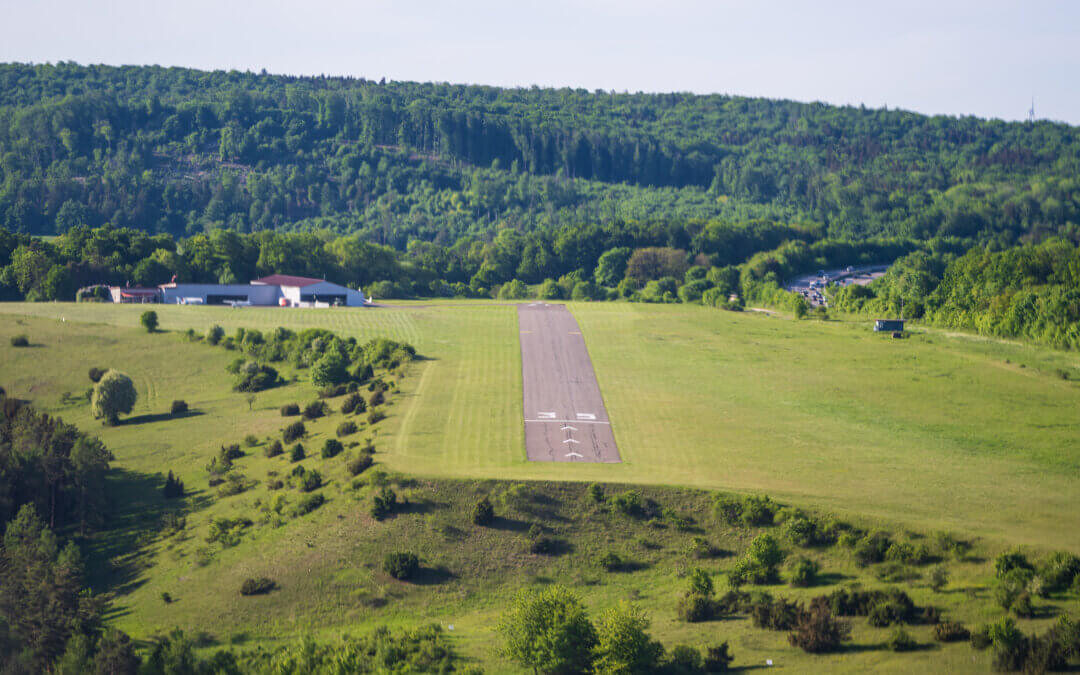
(123, 274), (365, 307)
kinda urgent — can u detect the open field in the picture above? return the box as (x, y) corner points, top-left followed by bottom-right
(1, 301), (1079, 671)
(2, 300), (1078, 551)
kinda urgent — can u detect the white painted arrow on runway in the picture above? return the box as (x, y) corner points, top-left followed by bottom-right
(565, 451), (584, 458)
(562, 438), (580, 444)
(561, 425), (578, 431)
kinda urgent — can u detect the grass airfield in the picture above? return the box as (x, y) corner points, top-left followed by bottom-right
(1, 300), (1079, 671)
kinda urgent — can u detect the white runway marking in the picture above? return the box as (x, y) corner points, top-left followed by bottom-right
(562, 438), (581, 444)
(576, 412), (596, 420)
(537, 412), (556, 419)
(565, 451), (584, 458)
(524, 419), (610, 424)
(561, 425), (578, 431)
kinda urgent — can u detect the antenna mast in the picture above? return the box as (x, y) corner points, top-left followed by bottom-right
(1029, 96), (1035, 123)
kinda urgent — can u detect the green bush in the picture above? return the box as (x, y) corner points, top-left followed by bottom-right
(586, 483), (605, 503)
(283, 420), (306, 443)
(280, 403), (300, 416)
(788, 601), (851, 653)
(347, 454), (374, 476)
(665, 645), (702, 673)
(750, 595), (803, 631)
(264, 440), (283, 457)
(321, 438), (343, 459)
(598, 551), (624, 572)
(336, 421), (358, 437)
(995, 550), (1033, 578)
(303, 400), (328, 420)
(676, 593), (715, 623)
(140, 310), (158, 332)
(932, 622), (970, 642)
(240, 577), (275, 596)
(88, 367), (107, 382)
(244, 434), (259, 447)
(371, 487), (397, 520)
(297, 470), (323, 492)
(612, 490), (646, 517)
(341, 392), (366, 415)
(887, 626), (917, 652)
(384, 552), (420, 580)
(170, 399), (188, 414)
(789, 557), (820, 587)
(234, 363), (280, 392)
(472, 496), (495, 526)
(367, 409), (386, 425)
(289, 443), (305, 462)
(1037, 551), (1080, 592)
(529, 536), (561, 555)
(740, 495), (776, 526)
(291, 492), (325, 516)
(703, 643), (734, 672)
(206, 325), (224, 345)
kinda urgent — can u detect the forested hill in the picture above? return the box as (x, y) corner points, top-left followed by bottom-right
(1, 61), (1079, 246)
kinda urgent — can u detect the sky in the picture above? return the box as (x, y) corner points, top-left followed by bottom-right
(1, 0), (1077, 124)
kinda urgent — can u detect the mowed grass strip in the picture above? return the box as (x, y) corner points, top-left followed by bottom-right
(571, 302), (1080, 550)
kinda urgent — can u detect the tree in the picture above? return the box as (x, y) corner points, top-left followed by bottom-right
(91, 371), (137, 426)
(594, 247), (632, 287)
(140, 310), (158, 332)
(311, 351), (349, 387)
(499, 585), (597, 674)
(472, 496), (495, 526)
(592, 602), (665, 675)
(498, 279), (529, 300)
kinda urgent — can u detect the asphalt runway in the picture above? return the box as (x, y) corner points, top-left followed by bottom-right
(518, 303), (621, 463)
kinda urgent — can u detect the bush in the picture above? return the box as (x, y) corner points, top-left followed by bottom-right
(788, 600), (851, 653)
(930, 565), (949, 592)
(1038, 551), (1080, 592)
(336, 421), (358, 437)
(887, 626), (917, 652)
(280, 403), (300, 416)
(163, 471), (185, 499)
(347, 454), (374, 476)
(666, 645), (702, 673)
(703, 643), (734, 672)
(789, 557), (820, 587)
(341, 392), (366, 415)
(289, 443), (305, 462)
(612, 490), (646, 517)
(91, 370), (137, 425)
(264, 440), (283, 457)
(140, 310), (158, 332)
(302, 400), (327, 420)
(367, 409), (386, 425)
(371, 486), (397, 520)
(244, 434), (259, 447)
(317, 383), (348, 399)
(170, 400), (188, 414)
(234, 363), (280, 392)
(676, 593), (715, 623)
(384, 552), (420, 580)
(282, 420), (306, 443)
(291, 492), (325, 516)
(587, 483), (605, 503)
(239, 577), (275, 596)
(740, 495), (776, 526)
(751, 596), (803, 631)
(995, 550), (1033, 578)
(297, 470), (323, 492)
(320, 439), (343, 459)
(472, 496), (495, 526)
(932, 622), (970, 642)
(529, 536), (561, 555)
(88, 367), (107, 382)
(853, 532), (892, 567)
(687, 536), (721, 559)
(598, 551), (624, 572)
(369, 389), (386, 407)
(206, 325), (224, 345)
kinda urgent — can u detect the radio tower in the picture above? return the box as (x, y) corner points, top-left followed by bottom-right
(1029, 96), (1035, 123)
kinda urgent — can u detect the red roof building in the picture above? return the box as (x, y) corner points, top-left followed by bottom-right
(251, 274), (325, 287)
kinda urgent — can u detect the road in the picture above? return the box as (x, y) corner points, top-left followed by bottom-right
(517, 303), (621, 463)
(786, 264), (890, 307)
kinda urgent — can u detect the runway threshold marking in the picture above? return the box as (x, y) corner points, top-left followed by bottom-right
(561, 425), (578, 431)
(565, 451), (584, 458)
(537, 412), (556, 419)
(525, 419), (610, 424)
(576, 412), (596, 420)
(563, 438), (581, 444)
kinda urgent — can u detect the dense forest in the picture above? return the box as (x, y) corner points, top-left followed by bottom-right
(1, 62), (1080, 348)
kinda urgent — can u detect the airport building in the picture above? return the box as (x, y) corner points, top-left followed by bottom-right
(110, 274), (366, 307)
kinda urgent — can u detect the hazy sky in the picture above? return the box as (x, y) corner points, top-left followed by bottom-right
(1, 0), (1077, 124)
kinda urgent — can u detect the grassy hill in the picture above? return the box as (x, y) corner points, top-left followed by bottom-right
(1, 301), (1078, 671)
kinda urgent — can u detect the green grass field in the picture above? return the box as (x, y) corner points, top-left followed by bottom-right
(1, 300), (1078, 671)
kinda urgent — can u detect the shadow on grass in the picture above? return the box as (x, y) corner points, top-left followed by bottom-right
(411, 565), (456, 586)
(85, 468), (212, 602)
(122, 410), (205, 426)
(815, 572), (855, 586)
(487, 516), (532, 533)
(394, 499), (444, 516)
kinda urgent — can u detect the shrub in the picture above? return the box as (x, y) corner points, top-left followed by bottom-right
(289, 443), (305, 462)
(264, 440), (283, 457)
(347, 454), (374, 476)
(384, 552), (419, 580)
(703, 643), (734, 672)
(367, 409), (386, 425)
(930, 565), (949, 592)
(740, 495), (776, 526)
(297, 470), (323, 492)
(712, 495), (743, 525)
(207, 325), (224, 345)
(234, 363), (280, 392)
(995, 567), (1035, 613)
(244, 434), (259, 447)
(751, 595), (803, 631)
(788, 600), (851, 653)
(282, 420), (306, 443)
(91, 370), (137, 425)
(789, 557), (820, 587)
(302, 400), (327, 420)
(666, 645), (702, 672)
(598, 551), (624, 572)
(586, 483), (605, 503)
(530, 536), (561, 555)
(369, 389), (385, 407)
(612, 490), (645, 517)
(321, 438), (344, 459)
(1037, 551), (1080, 592)
(163, 471), (185, 499)
(995, 550), (1033, 578)
(88, 367), (107, 382)
(676, 593), (715, 623)
(853, 532), (892, 567)
(267, 479), (283, 490)
(291, 492), (325, 516)
(317, 383), (348, 399)
(336, 421), (358, 437)
(687, 536), (721, 559)
(341, 392), (366, 415)
(170, 399), (188, 414)
(280, 403), (300, 416)
(371, 487), (397, 520)
(472, 496), (495, 525)
(140, 310), (158, 333)
(240, 577), (275, 596)
(887, 626), (917, 652)
(933, 622), (970, 642)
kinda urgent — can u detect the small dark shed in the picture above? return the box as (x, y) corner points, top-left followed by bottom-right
(874, 319), (905, 332)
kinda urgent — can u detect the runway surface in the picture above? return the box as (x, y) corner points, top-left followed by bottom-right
(518, 303), (621, 463)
